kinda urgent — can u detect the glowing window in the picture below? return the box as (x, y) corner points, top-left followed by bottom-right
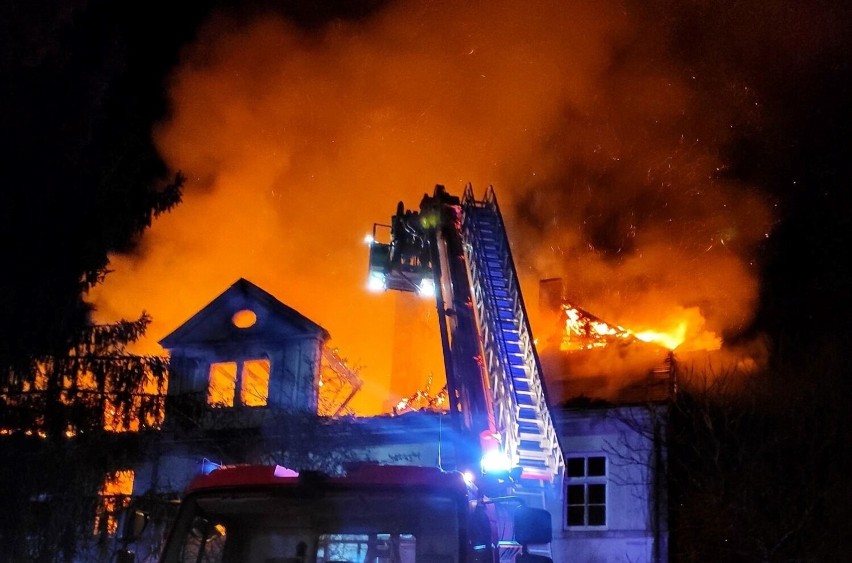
(240, 359), (270, 407)
(208, 359), (270, 408)
(566, 455), (607, 528)
(208, 362), (238, 407)
(232, 309), (257, 329)
(94, 470), (134, 536)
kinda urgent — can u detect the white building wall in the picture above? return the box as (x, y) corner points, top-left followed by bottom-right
(552, 405), (667, 563)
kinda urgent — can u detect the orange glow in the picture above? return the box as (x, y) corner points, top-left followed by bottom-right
(88, 0), (774, 413)
(560, 303), (632, 351)
(94, 470), (134, 535)
(232, 308), (257, 328)
(208, 360), (270, 407)
(23, 363), (48, 392)
(317, 347), (363, 417)
(1, 363), (165, 435)
(103, 408), (134, 433)
(240, 359), (270, 407)
(560, 303), (718, 353)
(634, 325), (687, 351)
(208, 362), (238, 407)
(103, 371), (166, 432)
(393, 374), (448, 415)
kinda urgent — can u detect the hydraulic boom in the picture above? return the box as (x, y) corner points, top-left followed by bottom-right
(368, 185), (562, 483)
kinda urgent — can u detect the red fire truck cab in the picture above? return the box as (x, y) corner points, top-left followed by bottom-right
(137, 463), (551, 563)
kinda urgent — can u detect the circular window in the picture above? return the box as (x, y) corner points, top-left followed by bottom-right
(232, 309), (257, 329)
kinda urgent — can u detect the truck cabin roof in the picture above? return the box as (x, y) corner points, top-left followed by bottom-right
(185, 463), (471, 497)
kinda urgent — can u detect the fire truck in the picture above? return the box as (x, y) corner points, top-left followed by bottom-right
(121, 463), (551, 563)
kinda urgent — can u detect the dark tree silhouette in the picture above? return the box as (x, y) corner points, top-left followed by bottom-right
(663, 355), (852, 562)
(0, 3), (194, 560)
(0, 1), (193, 369)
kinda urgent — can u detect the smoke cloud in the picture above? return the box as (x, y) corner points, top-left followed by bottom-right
(89, 0), (810, 411)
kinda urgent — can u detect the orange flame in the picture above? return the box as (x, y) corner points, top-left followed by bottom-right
(560, 303), (719, 353)
(633, 325), (687, 350)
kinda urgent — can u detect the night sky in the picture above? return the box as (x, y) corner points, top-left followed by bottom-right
(1, 0), (851, 407)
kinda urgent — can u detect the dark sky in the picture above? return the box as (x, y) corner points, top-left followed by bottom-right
(1, 0), (850, 380)
(669, 0), (852, 351)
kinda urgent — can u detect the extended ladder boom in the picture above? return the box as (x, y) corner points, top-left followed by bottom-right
(368, 185), (562, 481)
(461, 185), (561, 480)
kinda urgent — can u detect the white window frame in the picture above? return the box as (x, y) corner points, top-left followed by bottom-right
(564, 454), (608, 530)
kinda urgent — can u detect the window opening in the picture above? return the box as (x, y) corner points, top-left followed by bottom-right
(566, 455), (606, 528)
(241, 359), (271, 407)
(208, 362), (238, 407)
(94, 470), (134, 535)
(232, 309), (257, 329)
(208, 359), (270, 407)
(317, 533), (416, 563)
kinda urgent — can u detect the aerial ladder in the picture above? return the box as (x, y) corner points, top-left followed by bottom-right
(367, 184), (563, 494)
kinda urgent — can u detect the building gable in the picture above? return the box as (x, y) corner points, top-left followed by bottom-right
(159, 278), (329, 351)
(160, 278), (330, 413)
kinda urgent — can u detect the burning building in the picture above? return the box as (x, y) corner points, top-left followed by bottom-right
(105, 278), (451, 559)
(84, 262), (668, 563)
(537, 278), (676, 405)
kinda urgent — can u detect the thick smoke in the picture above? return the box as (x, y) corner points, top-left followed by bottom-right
(89, 0), (799, 411)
